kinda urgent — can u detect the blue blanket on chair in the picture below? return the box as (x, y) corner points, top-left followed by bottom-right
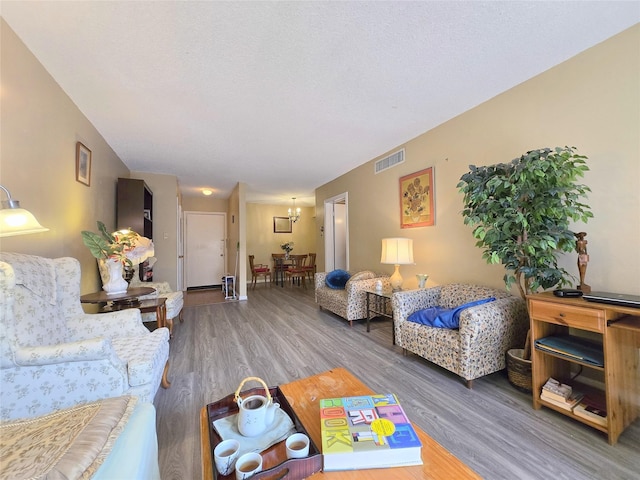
(407, 297), (496, 329)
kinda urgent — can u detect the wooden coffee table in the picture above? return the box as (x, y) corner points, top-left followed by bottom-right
(200, 367), (480, 479)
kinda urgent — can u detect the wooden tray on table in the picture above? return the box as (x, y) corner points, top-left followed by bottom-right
(205, 386), (323, 480)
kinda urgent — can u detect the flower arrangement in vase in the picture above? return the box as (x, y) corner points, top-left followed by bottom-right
(280, 241), (294, 259)
(81, 221), (154, 294)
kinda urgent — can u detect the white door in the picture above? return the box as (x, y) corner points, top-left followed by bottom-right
(332, 203), (347, 269)
(177, 201), (184, 290)
(185, 212), (226, 288)
(324, 193), (349, 272)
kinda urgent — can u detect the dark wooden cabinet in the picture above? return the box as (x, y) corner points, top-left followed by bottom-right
(117, 178), (153, 281)
(116, 178), (153, 239)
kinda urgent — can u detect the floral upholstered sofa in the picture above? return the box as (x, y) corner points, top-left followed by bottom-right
(392, 283), (529, 387)
(315, 270), (391, 325)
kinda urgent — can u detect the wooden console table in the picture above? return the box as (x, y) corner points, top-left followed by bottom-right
(200, 367), (480, 479)
(528, 292), (640, 444)
(100, 297), (168, 332)
(80, 287), (155, 304)
(80, 287), (169, 331)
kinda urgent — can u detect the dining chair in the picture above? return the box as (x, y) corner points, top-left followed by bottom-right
(285, 254), (308, 288)
(303, 252), (317, 282)
(248, 255), (271, 289)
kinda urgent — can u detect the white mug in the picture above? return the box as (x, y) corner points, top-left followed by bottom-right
(214, 439), (240, 476)
(285, 432), (310, 459)
(235, 452), (263, 480)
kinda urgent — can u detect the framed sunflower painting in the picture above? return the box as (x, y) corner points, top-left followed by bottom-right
(399, 167), (434, 228)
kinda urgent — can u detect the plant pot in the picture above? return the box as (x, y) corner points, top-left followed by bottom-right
(506, 348), (532, 393)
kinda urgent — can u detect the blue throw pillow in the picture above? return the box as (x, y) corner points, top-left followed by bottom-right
(407, 297), (496, 329)
(325, 269), (351, 289)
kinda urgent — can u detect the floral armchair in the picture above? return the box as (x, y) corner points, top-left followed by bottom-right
(392, 284), (529, 388)
(0, 253), (171, 421)
(125, 260), (184, 336)
(315, 271), (391, 325)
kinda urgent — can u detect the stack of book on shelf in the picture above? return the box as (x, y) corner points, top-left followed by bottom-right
(319, 393), (423, 471)
(573, 396), (608, 427)
(540, 378), (583, 411)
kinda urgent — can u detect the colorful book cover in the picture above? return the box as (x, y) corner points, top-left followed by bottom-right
(320, 393), (423, 471)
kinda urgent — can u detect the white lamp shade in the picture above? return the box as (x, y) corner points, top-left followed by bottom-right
(0, 208), (49, 237)
(380, 238), (414, 290)
(380, 238), (414, 265)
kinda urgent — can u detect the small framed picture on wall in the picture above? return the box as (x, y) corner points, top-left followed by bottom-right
(76, 142), (92, 186)
(273, 216), (292, 233)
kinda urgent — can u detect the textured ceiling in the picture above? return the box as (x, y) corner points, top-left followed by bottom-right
(2, 1), (639, 205)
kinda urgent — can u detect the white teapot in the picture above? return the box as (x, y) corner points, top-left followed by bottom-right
(234, 377), (280, 437)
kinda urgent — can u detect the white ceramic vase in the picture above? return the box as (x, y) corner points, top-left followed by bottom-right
(101, 258), (129, 295)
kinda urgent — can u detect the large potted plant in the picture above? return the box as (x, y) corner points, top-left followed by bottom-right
(457, 146), (593, 390)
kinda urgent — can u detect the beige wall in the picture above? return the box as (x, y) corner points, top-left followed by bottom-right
(0, 20), (130, 294)
(182, 196), (229, 212)
(3, 16), (637, 297)
(246, 204), (316, 282)
(229, 183), (245, 299)
(316, 25), (640, 295)
(130, 171), (179, 290)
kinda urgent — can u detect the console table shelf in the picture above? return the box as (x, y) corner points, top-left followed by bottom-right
(528, 292), (640, 445)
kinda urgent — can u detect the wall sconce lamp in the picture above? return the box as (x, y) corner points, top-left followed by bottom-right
(288, 197), (301, 223)
(380, 237), (414, 290)
(0, 185), (49, 237)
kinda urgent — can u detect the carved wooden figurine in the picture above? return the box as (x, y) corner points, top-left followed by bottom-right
(575, 232), (591, 293)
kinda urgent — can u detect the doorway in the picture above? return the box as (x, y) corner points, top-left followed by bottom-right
(184, 211), (226, 289)
(177, 201), (184, 290)
(324, 193), (348, 272)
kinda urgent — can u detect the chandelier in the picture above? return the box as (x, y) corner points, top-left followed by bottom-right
(288, 197), (301, 223)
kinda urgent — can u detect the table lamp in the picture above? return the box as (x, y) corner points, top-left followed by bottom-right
(380, 238), (414, 290)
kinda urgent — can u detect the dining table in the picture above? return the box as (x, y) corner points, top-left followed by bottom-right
(271, 254), (292, 287)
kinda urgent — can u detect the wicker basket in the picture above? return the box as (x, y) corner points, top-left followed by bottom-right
(506, 348), (532, 392)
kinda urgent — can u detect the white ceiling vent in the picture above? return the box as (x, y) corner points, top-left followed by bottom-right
(374, 149), (405, 174)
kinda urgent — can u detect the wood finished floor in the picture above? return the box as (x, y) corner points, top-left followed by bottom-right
(154, 283), (640, 480)
(183, 288), (226, 307)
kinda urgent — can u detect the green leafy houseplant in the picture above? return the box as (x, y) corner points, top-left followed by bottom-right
(458, 146), (593, 299)
(81, 221), (148, 267)
(457, 146), (593, 362)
